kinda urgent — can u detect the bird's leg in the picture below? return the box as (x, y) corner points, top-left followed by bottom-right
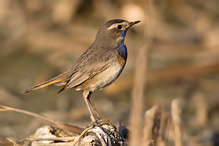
(87, 95), (101, 120)
(83, 91), (96, 122)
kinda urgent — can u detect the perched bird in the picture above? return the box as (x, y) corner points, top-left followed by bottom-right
(23, 19), (140, 122)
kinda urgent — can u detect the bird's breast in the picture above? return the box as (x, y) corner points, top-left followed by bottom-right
(92, 60), (125, 90)
(118, 44), (127, 61)
(79, 57), (125, 92)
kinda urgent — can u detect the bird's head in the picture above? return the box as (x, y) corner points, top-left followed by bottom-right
(94, 19), (140, 47)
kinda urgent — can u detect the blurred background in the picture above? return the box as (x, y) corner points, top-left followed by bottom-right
(0, 0), (218, 145)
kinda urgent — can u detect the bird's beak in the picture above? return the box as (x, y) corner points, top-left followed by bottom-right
(130, 20), (141, 26)
(125, 20), (141, 29)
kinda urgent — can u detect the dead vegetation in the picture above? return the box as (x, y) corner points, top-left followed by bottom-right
(0, 99), (183, 146)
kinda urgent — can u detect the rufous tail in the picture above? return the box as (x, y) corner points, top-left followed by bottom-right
(22, 78), (62, 93)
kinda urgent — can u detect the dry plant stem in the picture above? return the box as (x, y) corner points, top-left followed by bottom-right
(193, 93), (207, 126)
(0, 105), (84, 134)
(171, 99), (183, 146)
(129, 43), (146, 146)
(71, 126), (94, 145)
(129, 0), (155, 145)
(142, 105), (159, 145)
(164, 116), (172, 144)
(6, 138), (17, 146)
(0, 140), (11, 146)
(27, 136), (78, 142)
(152, 106), (161, 146)
(142, 105), (161, 146)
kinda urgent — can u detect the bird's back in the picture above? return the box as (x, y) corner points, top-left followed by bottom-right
(59, 43), (126, 92)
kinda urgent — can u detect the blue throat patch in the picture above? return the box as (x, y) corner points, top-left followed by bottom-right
(120, 28), (128, 38)
(118, 28), (129, 60)
(118, 44), (127, 60)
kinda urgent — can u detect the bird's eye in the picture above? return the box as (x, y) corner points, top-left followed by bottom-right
(117, 25), (122, 30)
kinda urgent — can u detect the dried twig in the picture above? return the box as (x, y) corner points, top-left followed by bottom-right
(151, 106), (161, 146)
(171, 99), (183, 146)
(129, 0), (155, 145)
(0, 105), (84, 134)
(12, 123), (127, 146)
(0, 140), (11, 146)
(1, 105), (127, 146)
(142, 105), (161, 146)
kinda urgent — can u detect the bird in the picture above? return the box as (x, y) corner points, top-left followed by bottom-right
(23, 19), (140, 122)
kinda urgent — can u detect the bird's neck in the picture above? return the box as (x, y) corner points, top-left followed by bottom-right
(118, 43), (127, 60)
(116, 36), (127, 60)
(93, 35), (127, 61)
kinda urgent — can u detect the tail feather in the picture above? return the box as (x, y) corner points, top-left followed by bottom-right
(57, 86), (66, 94)
(22, 78), (62, 93)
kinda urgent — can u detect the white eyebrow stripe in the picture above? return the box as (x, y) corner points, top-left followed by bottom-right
(107, 23), (119, 30)
(107, 22), (127, 30)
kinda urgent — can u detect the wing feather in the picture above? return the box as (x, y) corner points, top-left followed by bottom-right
(58, 47), (116, 93)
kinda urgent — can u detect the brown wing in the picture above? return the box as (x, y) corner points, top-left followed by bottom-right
(58, 47), (116, 93)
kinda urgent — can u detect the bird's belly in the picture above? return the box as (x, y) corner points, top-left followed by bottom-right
(82, 61), (125, 91)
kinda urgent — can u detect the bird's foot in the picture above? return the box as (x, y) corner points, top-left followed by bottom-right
(91, 119), (124, 140)
(92, 119), (117, 131)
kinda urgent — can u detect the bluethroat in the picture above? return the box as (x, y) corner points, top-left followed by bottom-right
(23, 19), (140, 122)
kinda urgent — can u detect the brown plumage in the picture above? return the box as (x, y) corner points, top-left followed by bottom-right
(23, 19), (140, 122)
